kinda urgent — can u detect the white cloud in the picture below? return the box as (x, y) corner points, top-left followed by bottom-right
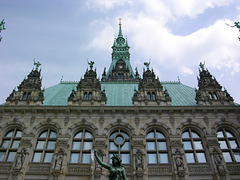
(86, 0), (133, 9)
(181, 66), (194, 75)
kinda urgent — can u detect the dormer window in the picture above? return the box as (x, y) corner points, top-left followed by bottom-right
(147, 92), (151, 100)
(27, 92), (31, 100)
(83, 92), (87, 100)
(152, 92), (156, 100)
(209, 92), (213, 100)
(88, 92), (92, 100)
(22, 92), (27, 100)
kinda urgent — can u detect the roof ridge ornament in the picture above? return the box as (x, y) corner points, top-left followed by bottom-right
(34, 59), (41, 71)
(199, 61), (205, 71)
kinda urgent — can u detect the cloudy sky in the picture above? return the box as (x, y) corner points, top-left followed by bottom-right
(0, 0), (240, 104)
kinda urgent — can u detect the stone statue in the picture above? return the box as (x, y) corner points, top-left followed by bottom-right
(15, 148), (27, 169)
(144, 61), (150, 70)
(135, 149), (144, 170)
(55, 149), (64, 170)
(94, 151), (128, 180)
(175, 149), (183, 168)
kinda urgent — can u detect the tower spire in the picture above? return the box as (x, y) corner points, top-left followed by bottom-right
(118, 18), (123, 37)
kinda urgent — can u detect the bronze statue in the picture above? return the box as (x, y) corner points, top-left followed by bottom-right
(226, 21), (240, 41)
(34, 59), (41, 71)
(0, 19), (6, 42)
(144, 61), (150, 70)
(94, 151), (128, 180)
(199, 61), (205, 71)
(87, 60), (94, 70)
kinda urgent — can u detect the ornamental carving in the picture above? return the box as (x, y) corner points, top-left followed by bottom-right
(133, 140), (144, 146)
(19, 139), (32, 148)
(55, 140), (69, 148)
(148, 166), (172, 175)
(14, 148), (27, 170)
(169, 117), (175, 126)
(68, 167), (91, 175)
(188, 165), (211, 174)
(0, 164), (12, 173)
(207, 139), (219, 146)
(28, 165), (51, 174)
(227, 164), (240, 174)
(212, 149), (226, 176)
(170, 140), (182, 147)
(95, 140), (106, 146)
(135, 149), (144, 170)
(99, 117), (104, 126)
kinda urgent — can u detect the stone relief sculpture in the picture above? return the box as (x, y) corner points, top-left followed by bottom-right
(54, 149), (64, 170)
(14, 148), (27, 169)
(94, 151), (128, 180)
(212, 149), (226, 176)
(135, 149), (144, 170)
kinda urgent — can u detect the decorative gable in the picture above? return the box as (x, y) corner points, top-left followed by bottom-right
(195, 62), (234, 106)
(5, 60), (44, 105)
(68, 62), (107, 106)
(132, 62), (171, 106)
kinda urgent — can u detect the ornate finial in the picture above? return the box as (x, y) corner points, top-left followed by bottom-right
(87, 59), (94, 70)
(119, 18), (122, 25)
(144, 59), (151, 70)
(60, 76), (63, 83)
(199, 61), (205, 71)
(177, 76), (181, 83)
(34, 59), (41, 71)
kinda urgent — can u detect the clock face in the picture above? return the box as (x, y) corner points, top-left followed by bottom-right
(119, 65), (123, 69)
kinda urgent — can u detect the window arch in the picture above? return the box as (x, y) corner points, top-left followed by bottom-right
(217, 128), (240, 162)
(147, 92), (151, 100)
(88, 92), (92, 100)
(70, 130), (93, 164)
(213, 92), (218, 100)
(109, 130), (130, 164)
(32, 129), (57, 163)
(83, 92), (87, 100)
(22, 92), (27, 100)
(152, 92), (156, 100)
(209, 92), (213, 100)
(0, 128), (22, 162)
(146, 129), (169, 164)
(27, 92), (31, 100)
(182, 129), (206, 163)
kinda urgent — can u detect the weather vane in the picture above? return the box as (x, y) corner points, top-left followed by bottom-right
(226, 21), (240, 41)
(0, 19), (6, 42)
(119, 18), (122, 25)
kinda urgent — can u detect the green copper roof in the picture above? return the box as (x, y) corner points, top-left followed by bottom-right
(101, 82), (139, 106)
(43, 82), (77, 106)
(42, 81), (197, 106)
(162, 82), (197, 106)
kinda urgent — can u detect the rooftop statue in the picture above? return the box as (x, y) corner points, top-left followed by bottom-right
(34, 59), (41, 71)
(94, 151), (128, 180)
(226, 21), (240, 41)
(0, 19), (6, 42)
(199, 61), (205, 71)
(144, 61), (151, 70)
(87, 60), (94, 70)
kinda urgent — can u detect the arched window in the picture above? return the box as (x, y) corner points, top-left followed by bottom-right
(27, 92), (31, 100)
(109, 130), (130, 164)
(70, 130), (93, 164)
(88, 92), (92, 100)
(147, 92), (151, 100)
(209, 92), (213, 100)
(152, 92), (156, 100)
(213, 92), (218, 100)
(146, 130), (168, 164)
(22, 92), (27, 100)
(32, 129), (57, 163)
(0, 129), (22, 162)
(182, 129), (206, 163)
(217, 129), (240, 162)
(83, 92), (87, 100)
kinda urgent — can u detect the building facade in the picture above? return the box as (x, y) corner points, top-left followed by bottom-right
(0, 22), (240, 180)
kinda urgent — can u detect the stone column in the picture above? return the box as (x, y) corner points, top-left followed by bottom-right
(169, 138), (189, 180)
(9, 134), (34, 180)
(94, 135), (108, 180)
(206, 138), (230, 180)
(132, 136), (147, 180)
(49, 136), (70, 180)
